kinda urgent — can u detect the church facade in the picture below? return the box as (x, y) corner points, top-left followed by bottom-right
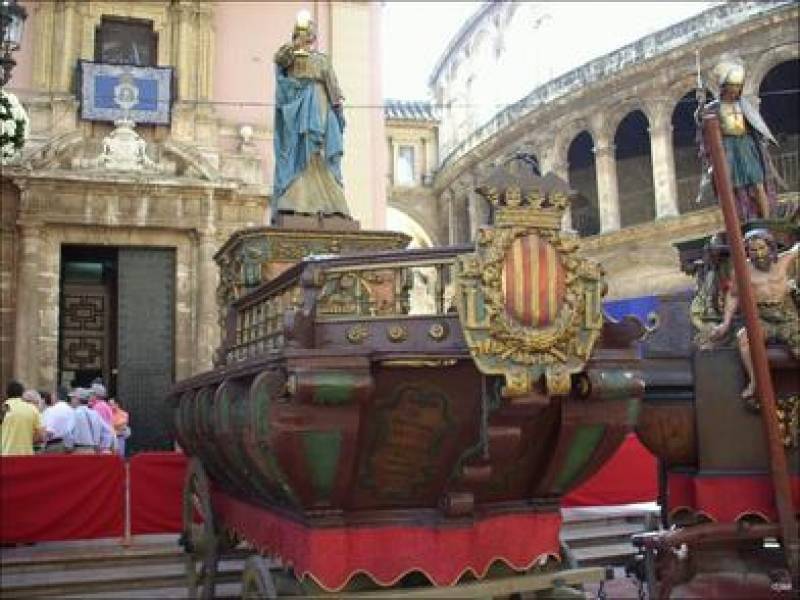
(1, 1), (386, 450)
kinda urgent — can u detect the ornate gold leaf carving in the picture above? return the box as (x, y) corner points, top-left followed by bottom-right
(386, 325), (409, 343)
(454, 167), (604, 398)
(428, 322), (448, 341)
(346, 323), (370, 344)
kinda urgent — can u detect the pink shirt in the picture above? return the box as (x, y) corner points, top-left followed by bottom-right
(91, 398), (113, 427)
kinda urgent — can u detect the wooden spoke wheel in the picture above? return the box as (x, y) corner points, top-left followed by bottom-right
(242, 556), (278, 599)
(181, 458), (220, 599)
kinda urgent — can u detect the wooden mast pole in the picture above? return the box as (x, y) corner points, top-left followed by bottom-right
(702, 113), (798, 578)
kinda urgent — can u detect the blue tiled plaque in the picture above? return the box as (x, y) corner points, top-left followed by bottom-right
(79, 61), (173, 125)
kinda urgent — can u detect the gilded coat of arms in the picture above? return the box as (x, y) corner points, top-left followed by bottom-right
(454, 166), (605, 397)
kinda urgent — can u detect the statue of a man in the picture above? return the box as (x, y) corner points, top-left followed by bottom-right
(710, 229), (799, 398)
(701, 59), (781, 220)
(272, 12), (350, 220)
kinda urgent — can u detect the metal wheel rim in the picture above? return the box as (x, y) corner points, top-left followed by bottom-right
(182, 458), (219, 599)
(242, 555), (278, 599)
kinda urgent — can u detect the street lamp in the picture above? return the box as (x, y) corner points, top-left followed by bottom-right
(0, 0), (27, 87)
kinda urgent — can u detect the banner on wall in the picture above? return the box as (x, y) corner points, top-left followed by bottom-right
(78, 61), (174, 125)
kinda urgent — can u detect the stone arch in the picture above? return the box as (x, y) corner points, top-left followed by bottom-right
(614, 109), (655, 227)
(744, 44), (799, 99)
(567, 130), (599, 237)
(553, 117), (591, 168)
(386, 205), (436, 248)
(606, 99), (654, 138)
(759, 58), (800, 193)
(663, 74), (702, 111)
(386, 206), (438, 315)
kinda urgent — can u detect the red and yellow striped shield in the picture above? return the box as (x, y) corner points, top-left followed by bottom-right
(501, 234), (566, 328)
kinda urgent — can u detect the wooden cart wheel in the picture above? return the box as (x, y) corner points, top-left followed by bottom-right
(242, 555), (278, 599)
(181, 457), (220, 599)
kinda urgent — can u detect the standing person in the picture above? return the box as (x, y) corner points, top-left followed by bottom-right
(272, 10), (350, 220)
(89, 382), (113, 428)
(41, 386), (75, 454)
(70, 388), (112, 454)
(109, 398), (130, 458)
(89, 382), (116, 454)
(21, 389), (43, 412)
(1, 381), (45, 456)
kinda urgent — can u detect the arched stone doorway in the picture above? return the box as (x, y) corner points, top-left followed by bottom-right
(759, 59), (800, 194)
(386, 207), (438, 315)
(615, 110), (655, 227)
(567, 131), (599, 236)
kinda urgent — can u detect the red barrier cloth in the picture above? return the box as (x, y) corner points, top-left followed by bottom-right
(666, 471), (696, 517)
(561, 434), (658, 507)
(213, 491), (561, 592)
(692, 474), (800, 523)
(0, 455), (124, 543)
(129, 452), (187, 535)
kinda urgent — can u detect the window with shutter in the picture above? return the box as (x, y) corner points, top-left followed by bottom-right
(95, 16), (158, 67)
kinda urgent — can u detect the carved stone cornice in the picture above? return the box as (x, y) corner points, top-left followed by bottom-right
(578, 207), (723, 253)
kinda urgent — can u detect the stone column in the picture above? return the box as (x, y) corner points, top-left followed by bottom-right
(172, 1), (196, 101)
(56, 1), (78, 93)
(195, 228), (219, 372)
(421, 138), (428, 183)
(387, 136), (394, 185)
(649, 102), (679, 219)
(593, 137), (621, 232)
(175, 240), (193, 381)
(38, 232), (61, 391)
(539, 144), (572, 230)
(465, 175), (488, 241)
(444, 188), (457, 245)
(170, 1), (197, 143)
(13, 223), (42, 388)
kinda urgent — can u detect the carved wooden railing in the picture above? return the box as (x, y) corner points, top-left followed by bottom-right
(222, 246), (471, 363)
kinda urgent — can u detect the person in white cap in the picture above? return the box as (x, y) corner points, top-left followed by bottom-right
(69, 388), (113, 454)
(89, 382), (113, 428)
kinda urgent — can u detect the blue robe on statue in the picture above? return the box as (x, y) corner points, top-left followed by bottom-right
(272, 63), (348, 216)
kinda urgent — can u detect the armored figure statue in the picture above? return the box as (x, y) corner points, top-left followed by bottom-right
(272, 11), (350, 220)
(700, 58), (782, 221)
(710, 229), (799, 398)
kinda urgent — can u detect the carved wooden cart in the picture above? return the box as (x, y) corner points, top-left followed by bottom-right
(630, 115), (799, 598)
(170, 168), (648, 598)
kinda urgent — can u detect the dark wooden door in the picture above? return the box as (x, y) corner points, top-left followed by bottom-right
(61, 283), (111, 385)
(117, 248), (175, 452)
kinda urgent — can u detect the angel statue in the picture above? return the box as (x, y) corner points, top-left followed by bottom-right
(272, 10), (351, 221)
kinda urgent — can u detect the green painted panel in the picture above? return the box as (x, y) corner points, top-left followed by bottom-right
(312, 372), (355, 405)
(302, 431), (342, 501)
(253, 379), (271, 438)
(219, 388), (231, 433)
(553, 424), (605, 492)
